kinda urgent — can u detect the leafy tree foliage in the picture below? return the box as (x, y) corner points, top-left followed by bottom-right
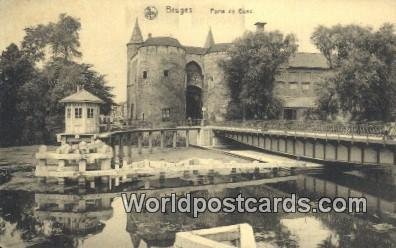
(0, 14), (113, 146)
(0, 44), (39, 146)
(220, 30), (297, 120)
(22, 13), (82, 62)
(311, 24), (396, 121)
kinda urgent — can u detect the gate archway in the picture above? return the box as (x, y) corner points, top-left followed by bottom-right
(185, 62), (203, 119)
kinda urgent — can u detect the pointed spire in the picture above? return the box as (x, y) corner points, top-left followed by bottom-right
(204, 27), (215, 48)
(129, 18), (143, 44)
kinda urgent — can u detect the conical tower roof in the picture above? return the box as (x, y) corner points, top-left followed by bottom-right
(204, 27), (215, 48)
(129, 18), (143, 44)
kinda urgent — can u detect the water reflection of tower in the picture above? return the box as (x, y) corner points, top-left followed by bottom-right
(34, 193), (114, 244)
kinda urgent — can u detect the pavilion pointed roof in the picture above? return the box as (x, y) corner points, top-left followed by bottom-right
(204, 28), (215, 48)
(60, 89), (104, 104)
(129, 18), (143, 44)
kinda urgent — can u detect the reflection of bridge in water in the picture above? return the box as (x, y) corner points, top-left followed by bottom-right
(124, 172), (396, 247)
(33, 168), (396, 248)
(33, 179), (293, 247)
(296, 174), (396, 216)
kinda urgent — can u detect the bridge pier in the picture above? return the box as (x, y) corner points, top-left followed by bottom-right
(114, 144), (120, 167)
(394, 148), (396, 165)
(186, 130), (190, 148)
(148, 131), (153, 153)
(57, 159), (65, 172)
(361, 145), (365, 164)
(128, 134), (133, 162)
(276, 136), (280, 152)
(119, 135), (124, 163)
(89, 178), (95, 188)
(302, 139), (306, 156)
(122, 135), (130, 164)
(292, 138), (296, 155)
(137, 133), (142, 154)
(79, 159), (86, 172)
(312, 140), (316, 158)
(78, 177), (86, 187)
(58, 178), (65, 185)
(160, 131), (165, 149)
(173, 131), (177, 148)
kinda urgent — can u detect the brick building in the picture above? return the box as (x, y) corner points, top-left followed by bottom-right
(126, 20), (331, 125)
(274, 53), (331, 120)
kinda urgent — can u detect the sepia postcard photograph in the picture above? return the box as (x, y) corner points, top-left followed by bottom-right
(0, 0), (396, 247)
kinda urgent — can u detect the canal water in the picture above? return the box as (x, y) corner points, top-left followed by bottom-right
(0, 150), (395, 247)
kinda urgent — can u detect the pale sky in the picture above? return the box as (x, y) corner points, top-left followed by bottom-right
(0, 0), (395, 102)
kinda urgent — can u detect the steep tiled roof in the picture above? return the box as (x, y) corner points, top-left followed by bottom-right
(287, 53), (329, 69)
(207, 43), (232, 53)
(185, 46), (207, 55)
(142, 37), (183, 48)
(141, 35), (232, 54)
(129, 19), (143, 44)
(204, 28), (215, 48)
(60, 89), (104, 104)
(139, 35), (328, 70)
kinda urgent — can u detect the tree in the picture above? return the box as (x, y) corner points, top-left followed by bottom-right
(220, 30), (297, 120)
(0, 44), (39, 146)
(22, 13), (82, 62)
(23, 14), (113, 142)
(47, 13), (82, 61)
(311, 24), (396, 121)
(41, 59), (114, 137)
(0, 13), (113, 146)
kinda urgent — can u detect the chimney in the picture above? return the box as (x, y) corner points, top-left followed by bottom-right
(254, 22), (266, 32)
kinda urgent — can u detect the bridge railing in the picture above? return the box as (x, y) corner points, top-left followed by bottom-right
(211, 120), (396, 139)
(99, 118), (204, 132)
(99, 118), (153, 132)
(177, 119), (204, 127)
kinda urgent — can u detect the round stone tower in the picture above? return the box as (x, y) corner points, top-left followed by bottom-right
(126, 20), (186, 125)
(134, 37), (186, 124)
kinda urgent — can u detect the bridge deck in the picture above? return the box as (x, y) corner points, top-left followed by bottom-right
(98, 126), (201, 139)
(211, 126), (396, 145)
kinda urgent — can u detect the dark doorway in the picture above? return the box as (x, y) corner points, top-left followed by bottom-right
(284, 108), (297, 120)
(185, 61), (203, 119)
(186, 85), (202, 119)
